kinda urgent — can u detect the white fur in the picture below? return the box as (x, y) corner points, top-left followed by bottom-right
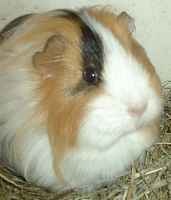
(0, 11), (162, 191)
(57, 13), (162, 189)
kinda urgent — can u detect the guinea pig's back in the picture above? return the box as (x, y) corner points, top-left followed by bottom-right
(0, 14), (60, 189)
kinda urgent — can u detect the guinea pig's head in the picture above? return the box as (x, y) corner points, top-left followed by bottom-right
(33, 8), (162, 160)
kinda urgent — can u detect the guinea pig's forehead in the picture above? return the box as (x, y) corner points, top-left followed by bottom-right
(79, 18), (104, 74)
(58, 10), (104, 75)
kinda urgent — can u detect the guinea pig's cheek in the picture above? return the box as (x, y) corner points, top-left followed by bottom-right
(140, 91), (162, 126)
(137, 120), (160, 148)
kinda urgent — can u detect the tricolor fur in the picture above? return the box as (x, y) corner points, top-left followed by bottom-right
(0, 7), (162, 191)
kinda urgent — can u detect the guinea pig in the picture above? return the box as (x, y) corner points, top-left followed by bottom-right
(0, 7), (162, 191)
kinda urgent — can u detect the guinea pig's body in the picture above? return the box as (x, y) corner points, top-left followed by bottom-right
(0, 7), (162, 191)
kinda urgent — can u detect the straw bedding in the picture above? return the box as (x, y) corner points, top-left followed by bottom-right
(0, 83), (170, 200)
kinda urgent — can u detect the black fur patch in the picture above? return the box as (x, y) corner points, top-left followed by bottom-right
(0, 14), (32, 41)
(56, 9), (104, 93)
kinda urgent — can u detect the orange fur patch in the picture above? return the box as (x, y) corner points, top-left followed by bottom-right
(32, 16), (103, 180)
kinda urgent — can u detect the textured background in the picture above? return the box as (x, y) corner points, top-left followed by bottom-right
(0, 0), (170, 81)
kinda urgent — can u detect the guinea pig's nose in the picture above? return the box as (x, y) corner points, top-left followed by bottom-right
(128, 102), (147, 117)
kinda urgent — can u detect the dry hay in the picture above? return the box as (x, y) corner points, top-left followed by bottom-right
(0, 82), (170, 200)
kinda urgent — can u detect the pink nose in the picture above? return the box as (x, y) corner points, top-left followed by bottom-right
(128, 103), (147, 117)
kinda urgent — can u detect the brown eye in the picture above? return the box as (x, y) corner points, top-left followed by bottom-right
(83, 67), (98, 85)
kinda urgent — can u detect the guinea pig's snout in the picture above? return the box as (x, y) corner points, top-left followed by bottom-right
(127, 102), (147, 118)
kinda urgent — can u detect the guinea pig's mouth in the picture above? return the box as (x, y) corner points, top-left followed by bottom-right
(120, 117), (149, 137)
(134, 120), (146, 131)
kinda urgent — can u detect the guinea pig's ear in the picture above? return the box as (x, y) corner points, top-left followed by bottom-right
(33, 34), (67, 79)
(117, 12), (136, 34)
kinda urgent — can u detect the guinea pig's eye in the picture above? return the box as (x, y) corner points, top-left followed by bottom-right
(83, 67), (98, 85)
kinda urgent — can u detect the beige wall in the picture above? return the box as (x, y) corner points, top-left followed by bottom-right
(0, 0), (170, 81)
